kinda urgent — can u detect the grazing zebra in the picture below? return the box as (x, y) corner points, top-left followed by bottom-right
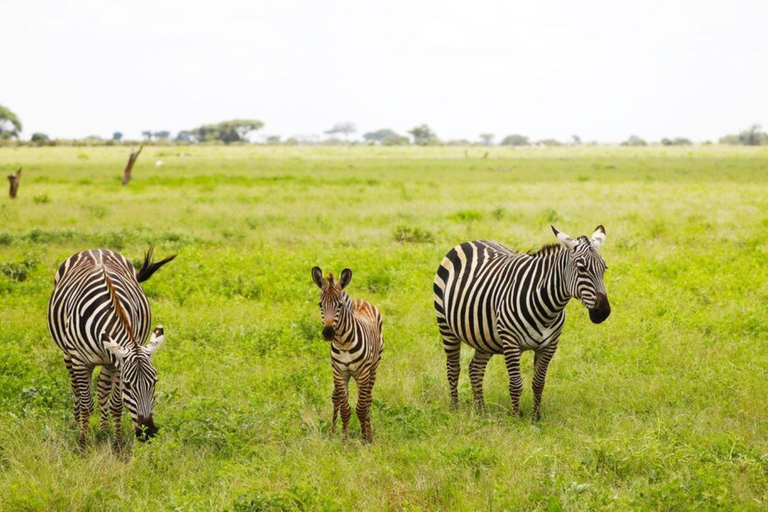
(47, 247), (175, 449)
(433, 226), (611, 418)
(312, 267), (384, 443)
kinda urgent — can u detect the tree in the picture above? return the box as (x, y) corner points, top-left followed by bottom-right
(479, 133), (495, 145)
(661, 137), (692, 146)
(113, 132), (123, 141)
(719, 124), (768, 146)
(174, 130), (192, 143)
(363, 129), (398, 142)
(325, 122), (357, 141)
(571, 135), (581, 145)
(191, 120), (264, 144)
(621, 135), (647, 146)
(266, 135), (281, 144)
(30, 133), (49, 146)
(500, 134), (529, 146)
(153, 131), (171, 140)
(408, 124), (440, 145)
(142, 131), (153, 141)
(0, 105), (22, 140)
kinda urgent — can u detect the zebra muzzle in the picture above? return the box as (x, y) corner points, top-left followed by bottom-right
(135, 415), (158, 441)
(588, 293), (611, 324)
(322, 326), (335, 340)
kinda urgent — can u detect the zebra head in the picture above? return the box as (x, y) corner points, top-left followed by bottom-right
(311, 266), (352, 340)
(552, 225), (611, 324)
(102, 325), (165, 440)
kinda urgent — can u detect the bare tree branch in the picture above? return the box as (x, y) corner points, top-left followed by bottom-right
(122, 144), (144, 185)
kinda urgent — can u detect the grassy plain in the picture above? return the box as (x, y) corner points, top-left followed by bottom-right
(0, 145), (766, 511)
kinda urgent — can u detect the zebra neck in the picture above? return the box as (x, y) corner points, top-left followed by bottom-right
(537, 250), (573, 312)
(333, 294), (356, 346)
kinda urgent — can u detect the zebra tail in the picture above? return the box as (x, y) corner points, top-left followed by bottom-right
(136, 246), (177, 283)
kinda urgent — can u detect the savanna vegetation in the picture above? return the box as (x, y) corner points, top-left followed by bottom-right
(0, 145), (766, 511)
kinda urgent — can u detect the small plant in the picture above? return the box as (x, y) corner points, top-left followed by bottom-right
(393, 225), (435, 244)
(0, 256), (38, 282)
(448, 209), (483, 222)
(32, 194), (50, 204)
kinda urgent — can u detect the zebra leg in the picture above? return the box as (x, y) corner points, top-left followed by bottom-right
(443, 336), (462, 407)
(339, 375), (352, 442)
(71, 361), (95, 449)
(64, 356), (78, 426)
(502, 342), (524, 416)
(469, 350), (492, 410)
(96, 367), (112, 431)
(331, 383), (341, 435)
(356, 368), (377, 444)
(109, 370), (124, 450)
(532, 341), (559, 421)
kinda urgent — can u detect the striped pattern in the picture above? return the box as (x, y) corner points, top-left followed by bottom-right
(47, 248), (174, 448)
(433, 226), (610, 418)
(313, 267), (384, 443)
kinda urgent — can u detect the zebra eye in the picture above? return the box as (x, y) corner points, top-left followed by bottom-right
(123, 382), (132, 390)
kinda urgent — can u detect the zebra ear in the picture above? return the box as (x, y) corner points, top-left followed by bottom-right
(551, 225), (578, 251)
(145, 325), (165, 355)
(101, 333), (129, 359)
(591, 225), (606, 249)
(339, 268), (352, 290)
(311, 266), (324, 288)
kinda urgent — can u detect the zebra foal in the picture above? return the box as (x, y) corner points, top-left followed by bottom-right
(433, 226), (611, 418)
(312, 267), (384, 443)
(47, 247), (175, 449)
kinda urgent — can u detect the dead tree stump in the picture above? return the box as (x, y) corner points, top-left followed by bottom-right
(122, 144), (144, 185)
(7, 168), (21, 199)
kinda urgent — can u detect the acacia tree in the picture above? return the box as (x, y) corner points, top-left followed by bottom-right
(325, 122), (357, 141)
(408, 124), (439, 145)
(363, 129), (398, 142)
(500, 134), (529, 146)
(0, 105), (22, 140)
(191, 120), (264, 143)
(479, 133), (495, 145)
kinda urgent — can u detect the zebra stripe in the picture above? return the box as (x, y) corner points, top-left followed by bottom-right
(47, 248), (174, 449)
(312, 267), (384, 443)
(433, 226), (610, 418)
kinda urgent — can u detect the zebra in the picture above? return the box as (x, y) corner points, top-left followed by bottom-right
(433, 225), (611, 419)
(312, 266), (384, 443)
(47, 247), (175, 449)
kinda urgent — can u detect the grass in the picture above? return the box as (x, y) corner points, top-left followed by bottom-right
(0, 145), (766, 511)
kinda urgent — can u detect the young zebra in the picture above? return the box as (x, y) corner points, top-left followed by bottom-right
(312, 267), (384, 443)
(433, 226), (611, 419)
(47, 247), (175, 449)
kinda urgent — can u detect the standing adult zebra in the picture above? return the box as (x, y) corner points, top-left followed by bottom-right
(433, 226), (611, 418)
(48, 247), (175, 449)
(312, 267), (384, 443)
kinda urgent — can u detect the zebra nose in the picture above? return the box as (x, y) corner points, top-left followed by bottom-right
(589, 293), (611, 324)
(135, 415), (158, 441)
(322, 326), (335, 340)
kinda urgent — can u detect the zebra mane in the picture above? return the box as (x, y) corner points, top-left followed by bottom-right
(102, 267), (139, 351)
(526, 243), (564, 257)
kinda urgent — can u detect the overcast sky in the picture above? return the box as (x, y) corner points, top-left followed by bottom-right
(3, 0), (767, 142)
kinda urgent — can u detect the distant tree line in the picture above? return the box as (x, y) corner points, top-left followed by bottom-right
(2, 104), (767, 147)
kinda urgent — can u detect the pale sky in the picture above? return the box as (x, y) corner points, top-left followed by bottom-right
(3, 0), (767, 142)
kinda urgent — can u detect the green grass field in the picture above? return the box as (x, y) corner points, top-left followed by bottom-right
(0, 145), (766, 511)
